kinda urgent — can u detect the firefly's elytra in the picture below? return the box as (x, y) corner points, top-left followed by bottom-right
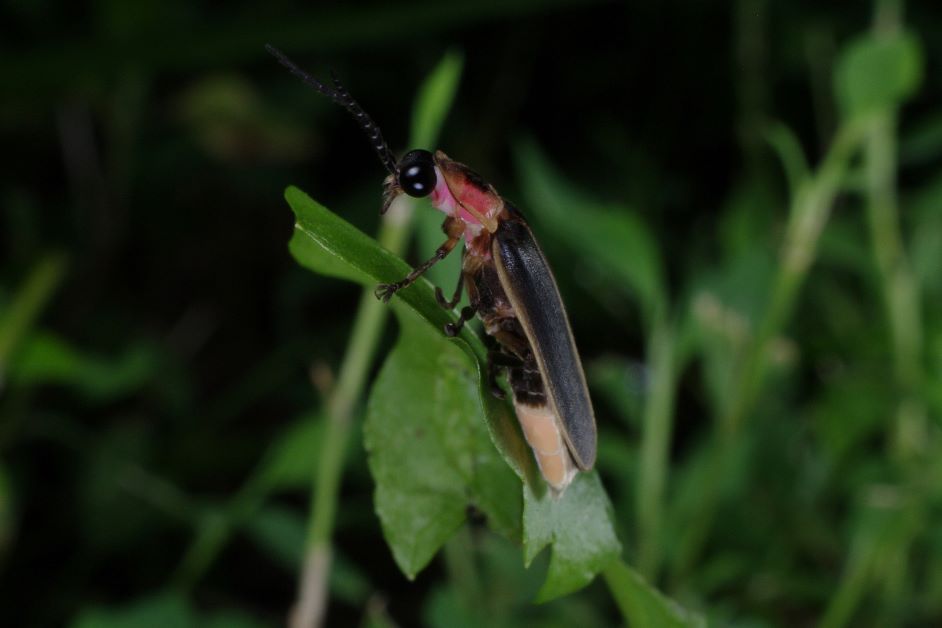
(268, 46), (597, 494)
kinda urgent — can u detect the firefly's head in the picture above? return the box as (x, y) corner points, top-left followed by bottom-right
(266, 46), (499, 231)
(378, 149), (438, 214)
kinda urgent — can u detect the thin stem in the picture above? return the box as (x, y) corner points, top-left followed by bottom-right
(866, 110), (926, 461)
(861, 0), (925, 466)
(671, 119), (866, 583)
(727, 118), (865, 433)
(291, 200), (416, 628)
(291, 53), (463, 626)
(822, 2), (929, 624)
(635, 317), (677, 579)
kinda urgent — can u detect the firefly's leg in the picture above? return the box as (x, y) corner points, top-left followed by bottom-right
(375, 235), (460, 302)
(487, 350), (523, 400)
(444, 306), (475, 337)
(435, 268), (465, 310)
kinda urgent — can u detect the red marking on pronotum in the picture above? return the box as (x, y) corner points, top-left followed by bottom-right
(268, 46), (597, 494)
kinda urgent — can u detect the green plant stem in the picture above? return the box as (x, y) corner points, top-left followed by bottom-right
(170, 215), (417, 597)
(866, 111), (926, 461)
(291, 203), (415, 628)
(671, 118), (866, 583)
(729, 118), (866, 432)
(636, 317), (677, 580)
(823, 2), (930, 624)
(172, 52), (462, 619)
(862, 0), (925, 467)
(292, 51), (463, 625)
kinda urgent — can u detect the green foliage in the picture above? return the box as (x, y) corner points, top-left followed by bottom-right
(4, 1), (942, 626)
(285, 186), (627, 602)
(365, 309), (520, 576)
(286, 187), (533, 479)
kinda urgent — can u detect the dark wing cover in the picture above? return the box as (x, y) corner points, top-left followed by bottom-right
(493, 210), (597, 469)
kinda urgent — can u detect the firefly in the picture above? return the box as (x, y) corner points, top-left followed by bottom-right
(267, 46), (597, 494)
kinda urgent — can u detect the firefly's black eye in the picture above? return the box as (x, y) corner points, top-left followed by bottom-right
(397, 149), (436, 198)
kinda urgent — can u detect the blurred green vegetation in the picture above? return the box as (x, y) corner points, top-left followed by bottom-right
(3, 0), (942, 626)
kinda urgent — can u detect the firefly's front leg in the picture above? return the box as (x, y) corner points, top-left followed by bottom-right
(375, 217), (463, 303)
(375, 235), (460, 302)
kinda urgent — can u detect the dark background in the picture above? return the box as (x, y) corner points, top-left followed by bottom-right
(2, 0), (941, 626)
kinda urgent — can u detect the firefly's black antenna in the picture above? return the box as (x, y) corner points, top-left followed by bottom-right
(265, 45), (398, 176)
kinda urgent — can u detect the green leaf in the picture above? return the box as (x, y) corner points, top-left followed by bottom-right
(603, 559), (706, 628)
(289, 186), (471, 346)
(286, 187), (538, 574)
(514, 140), (666, 323)
(286, 187), (535, 482)
(8, 332), (160, 402)
(835, 32), (923, 118)
(523, 472), (621, 602)
(364, 308), (521, 578)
